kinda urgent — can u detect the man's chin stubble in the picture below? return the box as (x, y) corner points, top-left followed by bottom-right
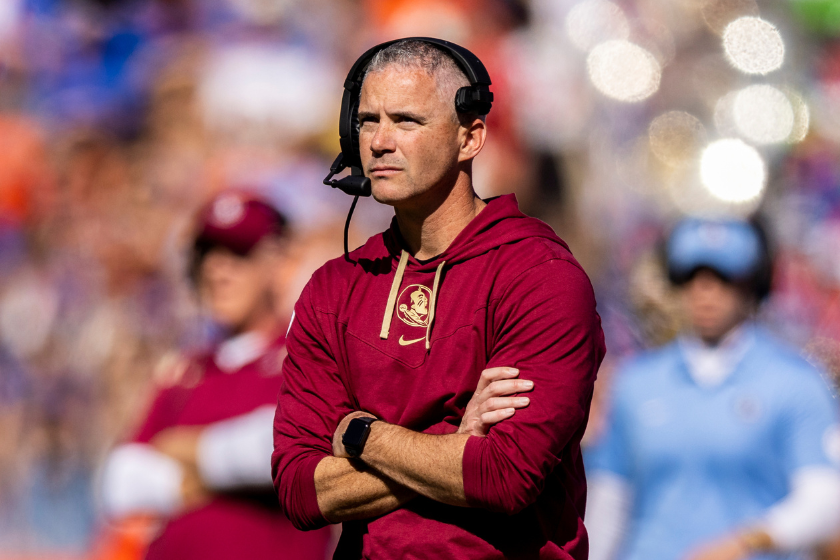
(371, 179), (417, 206)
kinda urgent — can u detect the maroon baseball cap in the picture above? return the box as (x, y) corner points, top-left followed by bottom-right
(193, 192), (287, 257)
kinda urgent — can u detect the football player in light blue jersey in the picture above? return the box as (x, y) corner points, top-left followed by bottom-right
(587, 218), (840, 560)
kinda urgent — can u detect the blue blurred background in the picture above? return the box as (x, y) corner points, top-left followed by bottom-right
(1, 0), (840, 558)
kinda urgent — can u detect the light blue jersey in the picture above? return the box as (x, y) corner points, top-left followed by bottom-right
(587, 328), (840, 560)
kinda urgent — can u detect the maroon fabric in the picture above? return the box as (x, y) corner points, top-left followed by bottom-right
(194, 193), (285, 256)
(273, 194), (606, 559)
(134, 336), (331, 560)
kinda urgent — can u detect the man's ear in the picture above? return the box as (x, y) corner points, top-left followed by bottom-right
(458, 117), (487, 163)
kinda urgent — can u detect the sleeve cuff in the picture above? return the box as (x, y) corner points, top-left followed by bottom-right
(461, 435), (485, 508)
(288, 453), (330, 530)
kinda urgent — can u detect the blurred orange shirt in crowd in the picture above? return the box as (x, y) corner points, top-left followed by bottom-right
(0, 115), (52, 225)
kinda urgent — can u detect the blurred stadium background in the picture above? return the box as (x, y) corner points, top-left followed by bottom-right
(1, 0), (840, 557)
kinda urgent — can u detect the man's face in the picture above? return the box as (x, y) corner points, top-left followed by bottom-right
(198, 243), (275, 331)
(680, 269), (752, 343)
(357, 65), (463, 206)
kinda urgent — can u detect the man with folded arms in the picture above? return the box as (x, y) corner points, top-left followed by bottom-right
(273, 40), (605, 559)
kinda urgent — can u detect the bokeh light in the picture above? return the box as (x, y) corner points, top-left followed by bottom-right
(565, 0), (630, 52)
(722, 17), (785, 75)
(732, 84), (795, 144)
(587, 40), (661, 102)
(700, 139), (766, 203)
(648, 111), (706, 166)
(668, 167), (763, 218)
(785, 88), (811, 143)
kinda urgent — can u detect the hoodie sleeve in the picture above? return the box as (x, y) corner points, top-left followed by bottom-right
(462, 257), (605, 515)
(272, 280), (354, 530)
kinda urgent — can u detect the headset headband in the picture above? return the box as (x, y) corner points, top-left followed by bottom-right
(323, 37), (494, 198)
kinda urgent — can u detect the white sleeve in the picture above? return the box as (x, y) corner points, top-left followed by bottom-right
(101, 443), (184, 518)
(196, 405), (276, 490)
(586, 471), (632, 560)
(762, 466), (840, 551)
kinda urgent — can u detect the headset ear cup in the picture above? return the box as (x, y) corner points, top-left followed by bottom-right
(455, 87), (470, 113)
(455, 86), (494, 116)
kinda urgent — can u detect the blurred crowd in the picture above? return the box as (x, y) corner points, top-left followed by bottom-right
(1, 0), (840, 557)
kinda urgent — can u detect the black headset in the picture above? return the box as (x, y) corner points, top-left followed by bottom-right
(323, 37), (494, 261)
(323, 37), (494, 197)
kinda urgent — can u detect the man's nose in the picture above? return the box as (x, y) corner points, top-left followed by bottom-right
(369, 121), (396, 155)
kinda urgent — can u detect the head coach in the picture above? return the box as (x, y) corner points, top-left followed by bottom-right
(272, 38), (606, 559)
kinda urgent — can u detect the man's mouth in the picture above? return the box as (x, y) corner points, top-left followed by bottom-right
(370, 166), (402, 177)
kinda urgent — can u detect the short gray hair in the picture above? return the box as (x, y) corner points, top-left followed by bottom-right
(363, 40), (477, 123)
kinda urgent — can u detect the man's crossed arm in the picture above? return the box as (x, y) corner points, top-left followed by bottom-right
(313, 367), (533, 522)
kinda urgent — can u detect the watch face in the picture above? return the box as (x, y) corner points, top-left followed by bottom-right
(343, 418), (371, 447)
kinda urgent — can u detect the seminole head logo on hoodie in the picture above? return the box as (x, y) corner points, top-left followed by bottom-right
(397, 285), (432, 327)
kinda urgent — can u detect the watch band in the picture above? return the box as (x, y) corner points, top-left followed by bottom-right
(342, 416), (378, 458)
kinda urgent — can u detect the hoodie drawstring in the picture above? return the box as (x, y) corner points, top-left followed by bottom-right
(380, 250), (409, 340)
(425, 261), (445, 350)
(379, 251), (446, 351)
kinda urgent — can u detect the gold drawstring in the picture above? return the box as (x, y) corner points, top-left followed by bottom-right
(380, 250), (409, 340)
(426, 261), (445, 350)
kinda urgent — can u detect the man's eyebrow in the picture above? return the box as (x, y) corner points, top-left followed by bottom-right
(388, 110), (427, 123)
(357, 109), (428, 123)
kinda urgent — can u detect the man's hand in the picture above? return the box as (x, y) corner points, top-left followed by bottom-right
(333, 411), (378, 458)
(151, 426), (211, 511)
(180, 463), (211, 511)
(458, 367), (533, 436)
(151, 426), (202, 468)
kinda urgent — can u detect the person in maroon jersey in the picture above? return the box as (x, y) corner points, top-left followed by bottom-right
(101, 192), (332, 559)
(272, 39), (605, 559)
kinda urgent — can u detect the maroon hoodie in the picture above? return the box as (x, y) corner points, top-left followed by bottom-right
(273, 194), (605, 559)
(134, 336), (331, 560)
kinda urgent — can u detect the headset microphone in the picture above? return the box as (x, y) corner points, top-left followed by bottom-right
(323, 154), (371, 197)
(323, 153), (371, 262)
(325, 37), (493, 262)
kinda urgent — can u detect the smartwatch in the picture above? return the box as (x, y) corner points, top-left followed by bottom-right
(342, 417), (378, 458)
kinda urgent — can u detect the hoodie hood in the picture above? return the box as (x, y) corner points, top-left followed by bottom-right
(383, 194), (567, 270)
(377, 194), (566, 350)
